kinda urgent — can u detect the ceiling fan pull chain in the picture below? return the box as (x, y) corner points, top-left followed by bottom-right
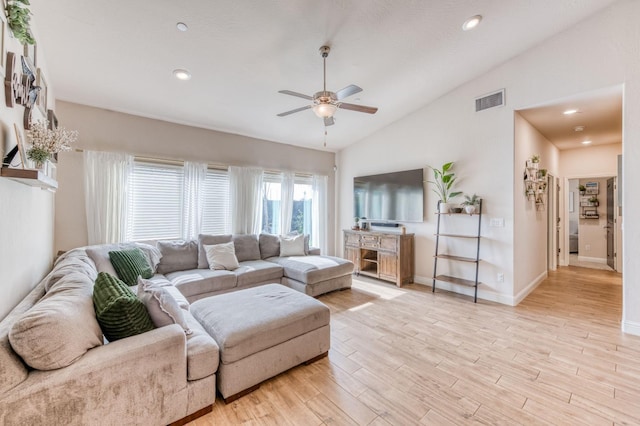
(324, 127), (327, 147)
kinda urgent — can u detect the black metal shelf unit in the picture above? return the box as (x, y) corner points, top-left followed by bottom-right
(432, 199), (483, 302)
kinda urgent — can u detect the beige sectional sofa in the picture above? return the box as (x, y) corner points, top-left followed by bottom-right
(0, 233), (352, 425)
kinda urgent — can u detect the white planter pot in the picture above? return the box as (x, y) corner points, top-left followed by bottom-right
(464, 205), (476, 215)
(439, 202), (451, 213)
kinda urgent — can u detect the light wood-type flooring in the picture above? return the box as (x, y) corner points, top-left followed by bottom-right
(190, 266), (640, 425)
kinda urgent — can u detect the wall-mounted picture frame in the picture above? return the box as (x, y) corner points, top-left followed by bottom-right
(13, 123), (27, 169)
(36, 67), (47, 115)
(47, 109), (58, 130)
(0, 10), (6, 78)
(23, 40), (37, 68)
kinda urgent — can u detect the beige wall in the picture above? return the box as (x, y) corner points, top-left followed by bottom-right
(0, 25), (56, 319)
(54, 101), (337, 254)
(337, 0), (640, 321)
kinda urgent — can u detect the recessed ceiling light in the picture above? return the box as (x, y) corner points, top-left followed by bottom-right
(462, 15), (482, 31)
(563, 109), (578, 115)
(574, 126), (585, 132)
(173, 69), (191, 80)
(176, 22), (188, 32)
(582, 140), (592, 145)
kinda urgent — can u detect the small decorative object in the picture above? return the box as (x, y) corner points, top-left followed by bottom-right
(0, 11), (6, 77)
(461, 194), (480, 214)
(360, 217), (368, 231)
(352, 217), (360, 230)
(25, 119), (78, 169)
(5, 0), (35, 45)
(428, 161), (462, 213)
(35, 68), (47, 114)
(588, 196), (599, 207)
(578, 184), (586, 195)
(450, 207), (463, 214)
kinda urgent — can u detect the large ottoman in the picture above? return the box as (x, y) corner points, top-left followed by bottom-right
(190, 284), (330, 402)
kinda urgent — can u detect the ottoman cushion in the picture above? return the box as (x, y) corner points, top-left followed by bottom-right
(191, 284), (329, 364)
(268, 255), (354, 284)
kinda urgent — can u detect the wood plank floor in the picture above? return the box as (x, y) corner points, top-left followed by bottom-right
(189, 266), (640, 425)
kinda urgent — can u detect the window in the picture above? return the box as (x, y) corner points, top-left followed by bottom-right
(291, 181), (312, 235)
(201, 169), (231, 235)
(126, 162), (184, 241)
(261, 174), (282, 234)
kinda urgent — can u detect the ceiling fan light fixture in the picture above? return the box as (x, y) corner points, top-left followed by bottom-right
(462, 15), (482, 31)
(313, 103), (337, 118)
(173, 69), (192, 80)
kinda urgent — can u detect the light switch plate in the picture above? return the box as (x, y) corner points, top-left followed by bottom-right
(490, 218), (505, 227)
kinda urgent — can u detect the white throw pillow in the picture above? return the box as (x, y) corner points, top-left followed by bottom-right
(279, 234), (306, 257)
(204, 242), (240, 270)
(137, 277), (192, 334)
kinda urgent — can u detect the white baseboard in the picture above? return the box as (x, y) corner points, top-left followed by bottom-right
(513, 271), (547, 306)
(414, 275), (517, 306)
(578, 256), (607, 264)
(622, 320), (640, 336)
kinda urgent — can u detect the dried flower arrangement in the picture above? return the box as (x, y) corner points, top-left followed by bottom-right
(26, 119), (78, 167)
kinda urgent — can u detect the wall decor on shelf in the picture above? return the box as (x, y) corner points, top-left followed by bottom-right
(35, 67), (47, 114)
(523, 154), (547, 210)
(0, 10), (6, 78)
(23, 40), (36, 68)
(47, 109), (58, 129)
(579, 181), (600, 219)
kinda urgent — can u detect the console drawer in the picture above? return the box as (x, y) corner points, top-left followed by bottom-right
(360, 235), (379, 249)
(345, 233), (360, 247)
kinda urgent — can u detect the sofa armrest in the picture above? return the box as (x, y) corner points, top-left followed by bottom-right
(309, 247), (321, 255)
(0, 325), (190, 425)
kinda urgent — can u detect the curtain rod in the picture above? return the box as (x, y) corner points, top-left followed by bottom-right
(73, 149), (318, 177)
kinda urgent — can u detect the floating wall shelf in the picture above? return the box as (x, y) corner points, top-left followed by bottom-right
(1, 167), (58, 191)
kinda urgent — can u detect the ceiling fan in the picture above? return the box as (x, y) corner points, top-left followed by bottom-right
(277, 45), (378, 126)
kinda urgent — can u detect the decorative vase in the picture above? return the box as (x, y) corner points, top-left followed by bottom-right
(439, 202), (451, 213)
(464, 205), (476, 215)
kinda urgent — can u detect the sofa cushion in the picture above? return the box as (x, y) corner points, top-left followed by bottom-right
(109, 248), (154, 285)
(166, 269), (237, 298)
(8, 273), (103, 370)
(183, 311), (220, 380)
(191, 284), (330, 364)
(137, 277), (191, 334)
(259, 233), (280, 259)
(156, 240), (198, 274)
(142, 275), (190, 310)
(204, 242), (240, 270)
(93, 272), (155, 342)
(268, 255), (354, 285)
(232, 234), (261, 262)
(279, 234), (306, 257)
(197, 234), (232, 268)
(86, 242), (162, 276)
(234, 260), (284, 287)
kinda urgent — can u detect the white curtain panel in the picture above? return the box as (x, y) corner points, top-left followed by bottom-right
(84, 150), (133, 245)
(312, 174), (328, 254)
(280, 172), (295, 234)
(182, 161), (208, 239)
(229, 166), (264, 234)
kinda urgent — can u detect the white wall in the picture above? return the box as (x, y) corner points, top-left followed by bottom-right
(337, 0), (640, 325)
(54, 101), (337, 254)
(0, 23), (56, 319)
(514, 113), (559, 299)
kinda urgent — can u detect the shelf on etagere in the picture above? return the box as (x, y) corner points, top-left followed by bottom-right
(433, 275), (482, 288)
(434, 233), (479, 239)
(1, 167), (58, 190)
(434, 254), (479, 263)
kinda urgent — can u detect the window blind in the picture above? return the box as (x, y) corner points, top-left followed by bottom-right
(201, 169), (231, 235)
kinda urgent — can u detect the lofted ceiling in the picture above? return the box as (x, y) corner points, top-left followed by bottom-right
(29, 0), (617, 152)
(518, 86), (622, 150)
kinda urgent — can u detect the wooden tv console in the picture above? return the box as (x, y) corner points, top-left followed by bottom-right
(343, 230), (414, 287)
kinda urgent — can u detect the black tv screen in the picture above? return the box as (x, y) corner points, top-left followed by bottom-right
(354, 168), (424, 223)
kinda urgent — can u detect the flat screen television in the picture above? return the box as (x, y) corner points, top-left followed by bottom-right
(354, 168), (424, 223)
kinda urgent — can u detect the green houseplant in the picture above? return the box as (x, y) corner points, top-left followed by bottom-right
(578, 184), (586, 195)
(428, 162), (462, 213)
(461, 194), (480, 214)
(5, 0), (35, 45)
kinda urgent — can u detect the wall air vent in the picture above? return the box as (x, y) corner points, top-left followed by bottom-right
(475, 89), (505, 112)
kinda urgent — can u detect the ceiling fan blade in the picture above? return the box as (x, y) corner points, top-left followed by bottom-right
(278, 90), (313, 100)
(338, 102), (378, 114)
(277, 105), (312, 117)
(324, 116), (335, 126)
(335, 84), (362, 100)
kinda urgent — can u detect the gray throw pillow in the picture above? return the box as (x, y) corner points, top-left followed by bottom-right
(259, 233), (280, 259)
(137, 277), (192, 334)
(157, 240), (198, 274)
(232, 234), (261, 262)
(197, 234), (232, 268)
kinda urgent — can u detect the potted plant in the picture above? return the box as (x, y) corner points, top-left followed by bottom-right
(428, 162), (462, 213)
(26, 119), (78, 169)
(461, 194), (480, 214)
(526, 154), (540, 169)
(588, 196), (599, 207)
(352, 217), (360, 230)
(5, 0), (35, 45)
(578, 184), (586, 196)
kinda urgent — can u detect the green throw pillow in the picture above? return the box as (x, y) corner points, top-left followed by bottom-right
(93, 272), (154, 342)
(109, 248), (153, 286)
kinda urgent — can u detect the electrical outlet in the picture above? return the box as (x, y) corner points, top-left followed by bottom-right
(490, 218), (505, 227)
(497, 273), (504, 282)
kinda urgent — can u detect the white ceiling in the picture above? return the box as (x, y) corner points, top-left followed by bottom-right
(29, 0), (617, 152)
(518, 86), (622, 150)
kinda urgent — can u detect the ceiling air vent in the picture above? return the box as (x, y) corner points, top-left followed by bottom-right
(475, 89), (505, 112)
